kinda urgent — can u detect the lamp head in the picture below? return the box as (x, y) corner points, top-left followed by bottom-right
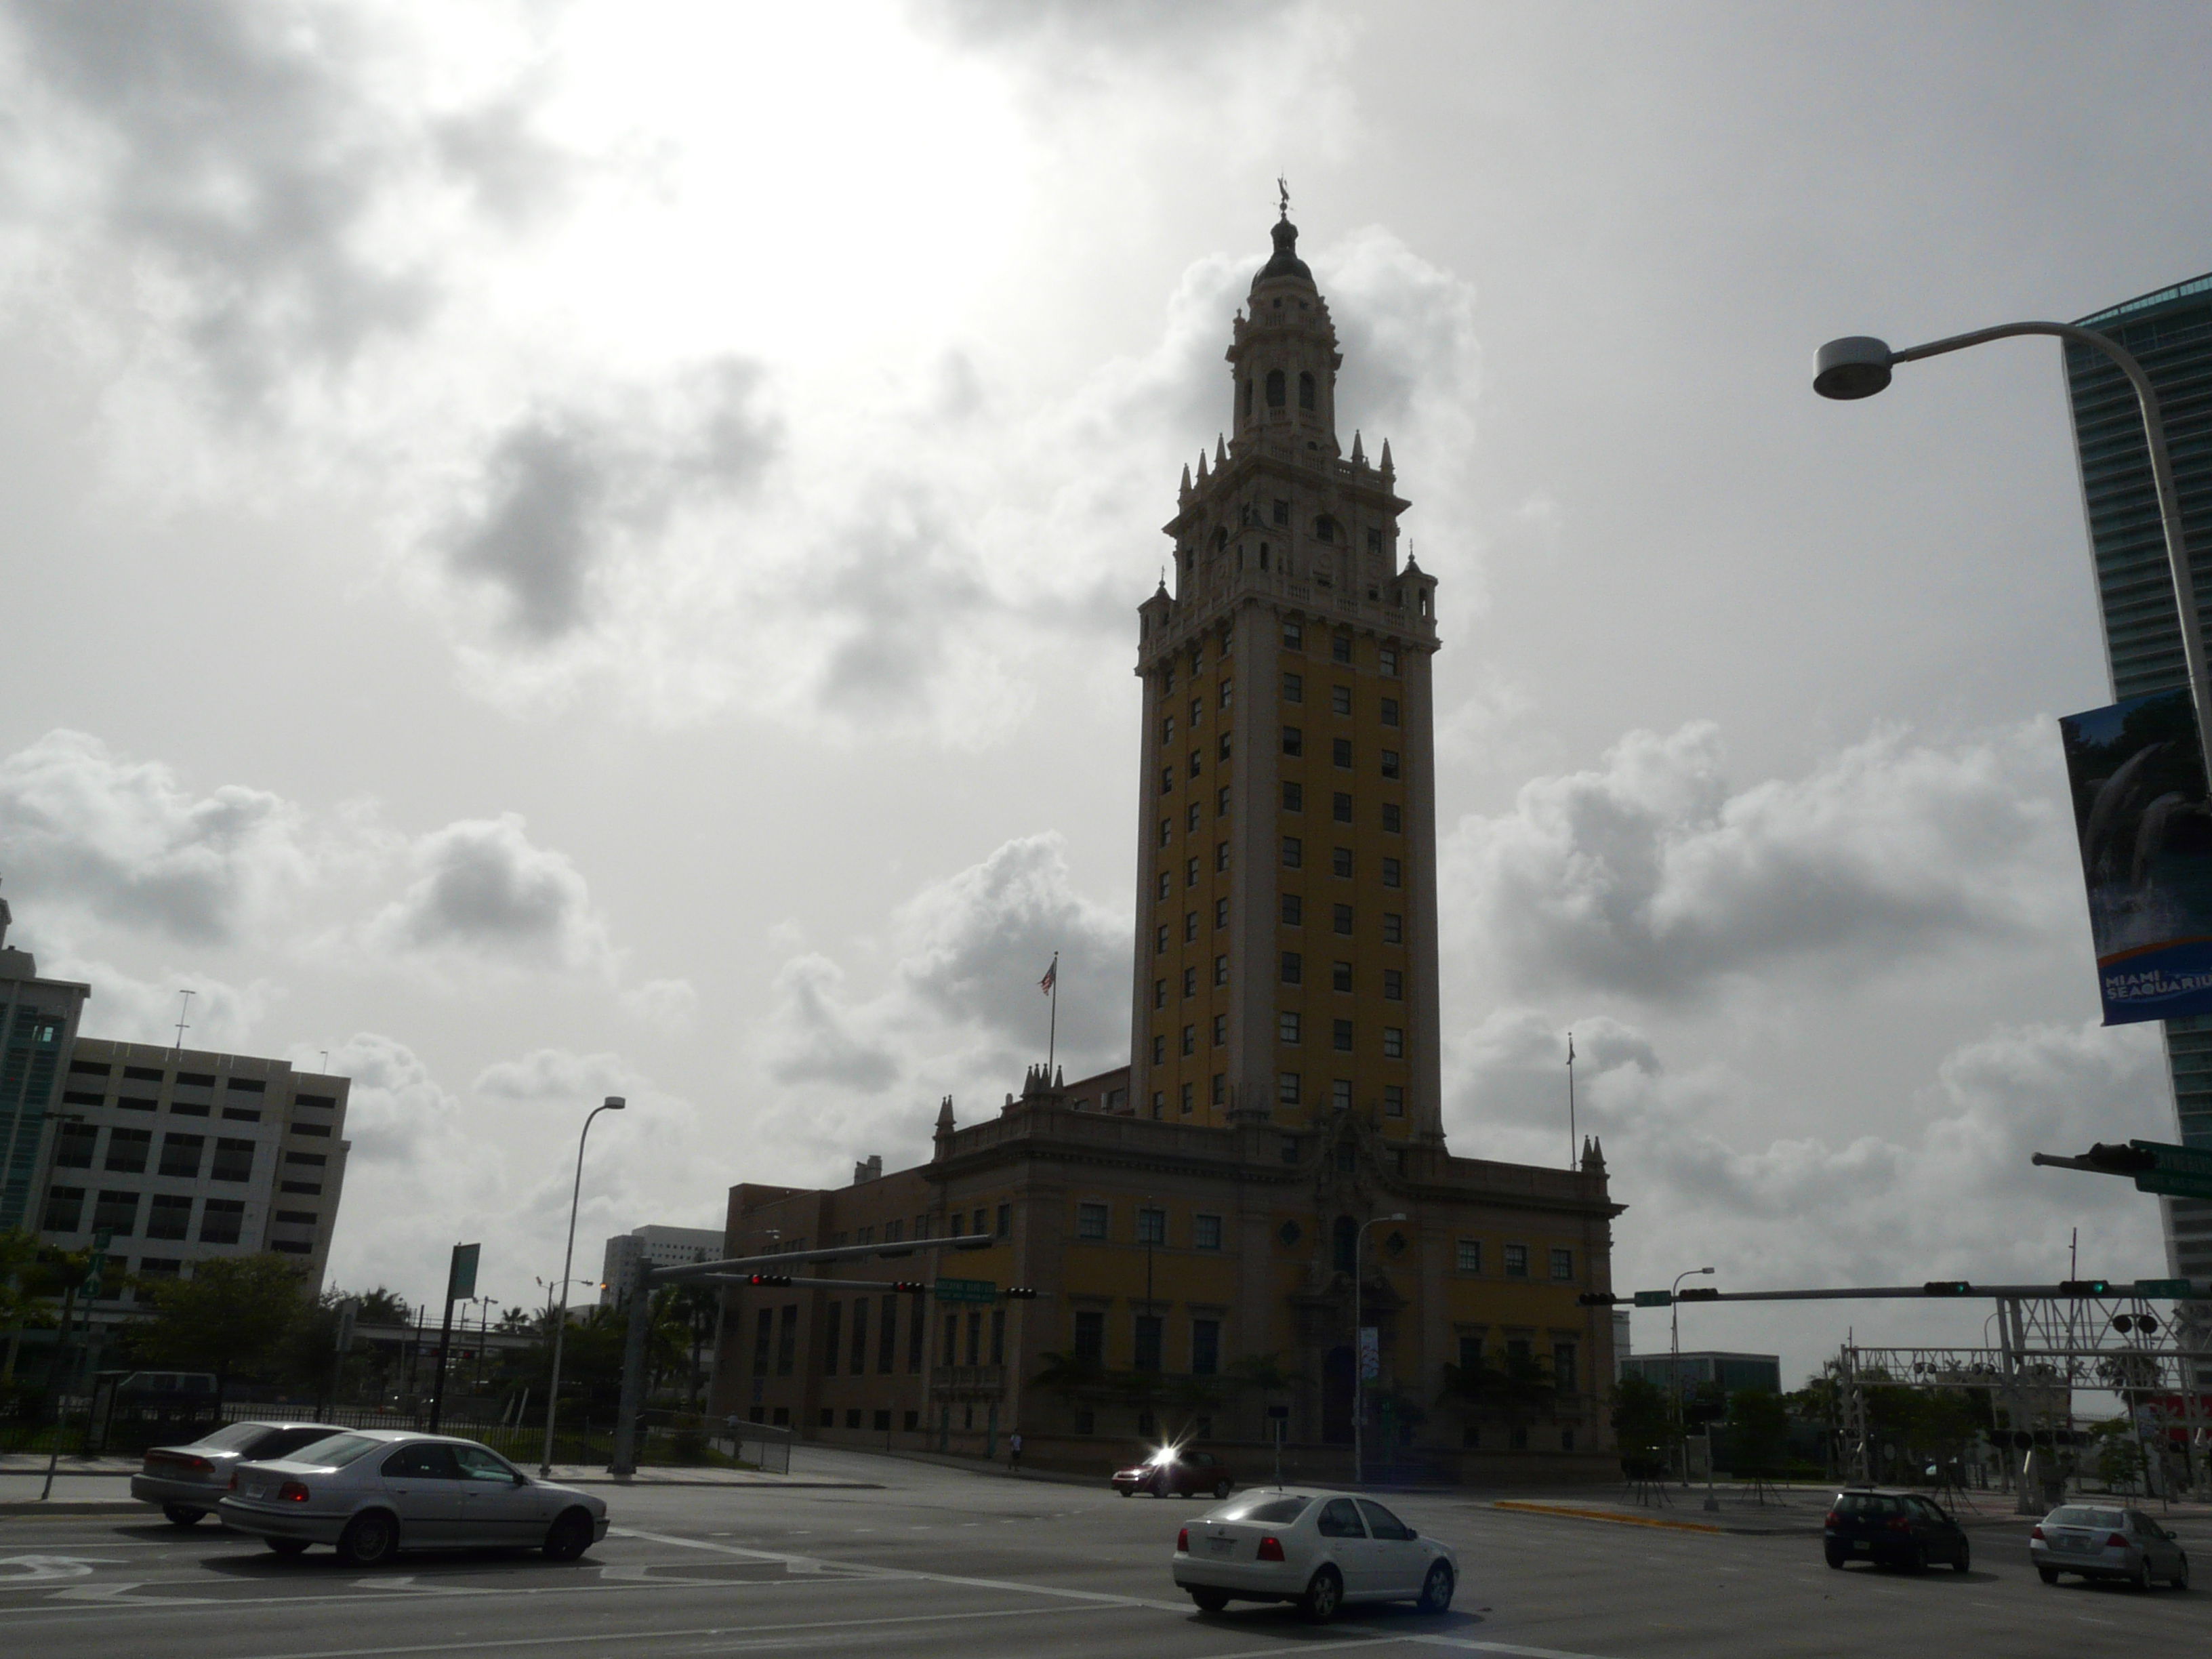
(1814, 336), (1893, 399)
(1698, 1266), (1715, 1275)
(603, 1095), (627, 1111)
(1387, 1212), (1408, 1222)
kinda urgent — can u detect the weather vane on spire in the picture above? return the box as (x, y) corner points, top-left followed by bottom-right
(1277, 176), (1290, 220)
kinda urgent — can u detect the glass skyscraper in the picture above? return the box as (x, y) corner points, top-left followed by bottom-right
(2064, 271), (2212, 1352)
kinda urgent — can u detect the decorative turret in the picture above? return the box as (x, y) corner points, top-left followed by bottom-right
(1225, 209), (1344, 456)
(932, 1094), (956, 1159)
(1378, 436), (1394, 485)
(1350, 430), (1365, 467)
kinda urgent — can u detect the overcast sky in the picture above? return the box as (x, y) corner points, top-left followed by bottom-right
(3, 0), (2207, 1386)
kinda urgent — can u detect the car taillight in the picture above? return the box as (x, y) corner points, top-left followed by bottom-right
(1176, 1528), (1189, 1553)
(1257, 1536), (1285, 1562)
(1824, 1511), (1839, 1526)
(1886, 1517), (1910, 1532)
(2030, 1525), (2044, 1540)
(2107, 1532), (2129, 1549)
(279, 1481), (311, 1503)
(228, 1473), (240, 1491)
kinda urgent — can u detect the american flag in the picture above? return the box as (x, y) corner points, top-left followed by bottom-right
(1039, 957), (1057, 996)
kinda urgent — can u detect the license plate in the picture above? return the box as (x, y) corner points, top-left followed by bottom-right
(2057, 1537), (2091, 1553)
(1853, 1541), (1869, 1552)
(1207, 1538), (1235, 1555)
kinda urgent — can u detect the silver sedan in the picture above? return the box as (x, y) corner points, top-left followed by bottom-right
(131, 1420), (346, 1526)
(1172, 1488), (1458, 1620)
(2032, 1502), (2190, 1589)
(216, 1429), (609, 1566)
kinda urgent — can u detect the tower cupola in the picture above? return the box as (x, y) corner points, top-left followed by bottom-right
(1227, 211), (1343, 457)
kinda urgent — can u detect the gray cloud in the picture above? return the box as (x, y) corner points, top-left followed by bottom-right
(367, 813), (610, 972)
(0, 729), (308, 945)
(0, 0), (565, 407)
(445, 359), (779, 640)
(1445, 721), (2073, 1003)
(764, 956), (901, 1092)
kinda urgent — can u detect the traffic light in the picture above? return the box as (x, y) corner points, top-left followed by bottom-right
(890, 1281), (929, 1294)
(2083, 1143), (2156, 1175)
(1002, 1287), (1040, 1300)
(745, 1274), (793, 1287)
(1675, 1286), (1720, 1302)
(2060, 1279), (2111, 1296)
(1923, 1281), (1973, 1296)
(1576, 1292), (1621, 1307)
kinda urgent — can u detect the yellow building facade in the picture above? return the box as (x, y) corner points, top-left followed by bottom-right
(709, 213), (1622, 1482)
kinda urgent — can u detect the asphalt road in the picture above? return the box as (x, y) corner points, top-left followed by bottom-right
(1, 1450), (2203, 1658)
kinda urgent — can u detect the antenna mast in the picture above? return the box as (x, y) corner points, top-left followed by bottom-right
(172, 989), (194, 1054)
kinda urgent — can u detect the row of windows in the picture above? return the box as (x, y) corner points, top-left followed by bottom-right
(1279, 784), (1401, 831)
(1158, 787), (1234, 844)
(1280, 673), (1399, 724)
(53, 1126), (256, 1181)
(1458, 1334), (1580, 1393)
(1275, 1076), (1408, 1113)
(1277, 897), (1406, 939)
(1158, 681), (1233, 741)
(56, 1089), (269, 1122)
(1280, 621), (1400, 673)
(1270, 1013), (1408, 1057)
(42, 1187), (251, 1244)
(1453, 1240), (1577, 1282)
(1282, 956), (1406, 997)
(1279, 729), (1401, 776)
(1151, 623), (1405, 697)
(1281, 840), (1402, 884)
(65, 1059), (273, 1094)
(1073, 1202), (1227, 1248)
(1072, 1309), (1221, 1374)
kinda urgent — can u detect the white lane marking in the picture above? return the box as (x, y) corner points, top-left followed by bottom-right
(350, 1575), (493, 1596)
(0, 1556), (117, 1581)
(47, 1583), (226, 1606)
(224, 1599), (1129, 1659)
(1410, 1639), (1625, 1659)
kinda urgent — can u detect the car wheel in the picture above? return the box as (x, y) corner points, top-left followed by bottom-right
(1906, 1544), (1927, 1574)
(1213, 1479), (1231, 1499)
(336, 1511), (400, 1568)
(1417, 1559), (1455, 1614)
(1824, 1546), (1847, 1570)
(265, 1538), (310, 1558)
(1953, 1544), (1971, 1574)
(1298, 1565), (1343, 1624)
(1189, 1588), (1229, 1612)
(2171, 1557), (2188, 1591)
(161, 1504), (206, 1528)
(2037, 1566), (2060, 1584)
(2131, 1557), (2153, 1592)
(1118, 1488), (1132, 1498)
(542, 1509), (596, 1563)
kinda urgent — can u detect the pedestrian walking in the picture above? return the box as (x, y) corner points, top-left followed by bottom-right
(1008, 1431), (1023, 1473)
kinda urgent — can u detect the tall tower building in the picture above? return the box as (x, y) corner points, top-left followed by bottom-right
(1128, 211), (1442, 1139)
(0, 887), (91, 1233)
(2063, 271), (2212, 1370)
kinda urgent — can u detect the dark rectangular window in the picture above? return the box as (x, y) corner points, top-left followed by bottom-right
(1216, 840), (1229, 872)
(1282, 670), (1303, 702)
(274, 1209), (318, 1225)
(851, 1298), (869, 1373)
(159, 1133), (205, 1179)
(1384, 1027), (1405, 1058)
(879, 1296), (898, 1374)
(1159, 817), (1170, 846)
(1279, 1010), (1301, 1044)
(1334, 791), (1353, 823)
(778, 1304), (798, 1375)
(1133, 1314), (1163, 1372)
(1151, 1033), (1165, 1064)
(123, 1065), (164, 1083)
(1380, 646), (1399, 675)
(1281, 950), (1303, 985)
(1332, 846), (1353, 877)
(61, 1090), (104, 1107)
(754, 1308), (773, 1376)
(1381, 857), (1401, 888)
(997, 1202), (1012, 1237)
(211, 1139), (255, 1183)
(1458, 1333), (1484, 1370)
(225, 1077), (266, 1094)
(1073, 1310), (1105, 1365)
(1331, 684), (1352, 716)
(1136, 1207), (1166, 1246)
(1283, 619), (1303, 648)
(1214, 897), (1229, 928)
(1384, 969), (1404, 1000)
(146, 1194), (193, 1240)
(1184, 911), (1198, 942)
(198, 1198), (243, 1245)
(907, 1296), (926, 1371)
(54, 1122), (96, 1168)
(1161, 765), (1174, 794)
(965, 1310), (982, 1366)
(104, 1128), (151, 1174)
(1384, 1084), (1406, 1118)
(42, 1185), (84, 1233)
(221, 1107), (262, 1123)
(1282, 725), (1303, 756)
(289, 1121), (331, 1137)
(1281, 893), (1302, 925)
(1155, 924), (1168, 956)
(1195, 1213), (1223, 1250)
(1380, 697), (1399, 726)
(1273, 498), (1290, 527)
(990, 1309), (1006, 1366)
(1281, 836), (1302, 868)
(1332, 737), (1352, 768)
(1153, 977), (1167, 1008)
(1553, 1343), (1578, 1393)
(1332, 631), (1353, 663)
(1332, 960), (1353, 992)
(176, 1071), (215, 1088)
(1211, 1013), (1226, 1045)
(1191, 1319), (1221, 1376)
(286, 1150), (327, 1166)
(1181, 1025), (1195, 1057)
(1332, 903), (1353, 935)
(67, 1059), (109, 1078)
(117, 1097), (157, 1113)
(1382, 913), (1403, 945)
(1278, 1072), (1301, 1105)
(1333, 1019), (1354, 1052)
(1504, 1244), (1530, 1278)
(1382, 802), (1401, 833)
(280, 1180), (321, 1195)
(1282, 781), (1303, 813)
(1381, 749), (1400, 779)
(1212, 1071), (1225, 1105)
(167, 1097), (209, 1118)
(822, 1302), (842, 1376)
(1078, 1202), (1108, 1240)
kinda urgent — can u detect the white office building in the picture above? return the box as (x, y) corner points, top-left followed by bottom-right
(599, 1224), (725, 1306)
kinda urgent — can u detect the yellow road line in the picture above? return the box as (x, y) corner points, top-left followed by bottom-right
(1491, 1500), (1723, 1534)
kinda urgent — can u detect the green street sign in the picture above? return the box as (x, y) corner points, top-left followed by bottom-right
(2135, 1171), (2212, 1200)
(933, 1277), (998, 1305)
(2135, 1278), (2197, 1299)
(2116, 1141), (2212, 1201)
(1633, 1290), (1672, 1309)
(447, 1242), (480, 1302)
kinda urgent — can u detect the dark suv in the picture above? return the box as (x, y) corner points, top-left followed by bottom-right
(1824, 1487), (1971, 1572)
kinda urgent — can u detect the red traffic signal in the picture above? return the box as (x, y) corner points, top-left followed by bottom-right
(1002, 1287), (1040, 1300)
(745, 1274), (792, 1287)
(890, 1282), (929, 1294)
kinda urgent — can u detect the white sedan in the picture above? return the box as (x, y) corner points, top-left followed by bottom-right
(217, 1429), (609, 1566)
(1171, 1488), (1458, 1620)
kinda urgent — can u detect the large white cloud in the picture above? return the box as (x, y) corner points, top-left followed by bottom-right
(364, 812), (613, 975)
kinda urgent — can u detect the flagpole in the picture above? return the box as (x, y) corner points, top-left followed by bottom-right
(1046, 952), (1059, 1078)
(1566, 1031), (1576, 1170)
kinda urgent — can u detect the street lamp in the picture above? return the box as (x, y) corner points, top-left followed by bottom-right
(539, 1095), (625, 1475)
(1814, 324), (2212, 752)
(1352, 1212), (1408, 1486)
(1670, 1267), (1713, 1486)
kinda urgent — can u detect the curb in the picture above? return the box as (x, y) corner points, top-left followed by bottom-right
(565, 1477), (882, 1490)
(0, 1500), (145, 1517)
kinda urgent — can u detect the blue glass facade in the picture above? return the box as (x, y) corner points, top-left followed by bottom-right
(2065, 273), (2212, 1308)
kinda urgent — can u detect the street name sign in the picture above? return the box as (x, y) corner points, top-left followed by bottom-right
(933, 1277), (998, 1304)
(2135, 1278), (2196, 1299)
(1633, 1290), (1672, 1308)
(2127, 1139), (2212, 1201)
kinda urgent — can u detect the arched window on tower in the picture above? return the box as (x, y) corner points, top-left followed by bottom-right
(1265, 369), (1286, 409)
(1298, 371), (1316, 411)
(1315, 516), (1336, 544)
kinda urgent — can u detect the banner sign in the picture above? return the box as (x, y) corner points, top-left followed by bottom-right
(447, 1242), (480, 1302)
(1358, 1325), (1379, 1381)
(2059, 689), (2212, 1023)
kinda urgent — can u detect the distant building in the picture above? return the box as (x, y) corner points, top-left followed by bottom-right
(0, 890), (92, 1233)
(41, 1037), (352, 1303)
(600, 1225), (725, 1306)
(1612, 1309), (1632, 1379)
(1620, 1351), (1782, 1397)
(2061, 271), (2212, 1378)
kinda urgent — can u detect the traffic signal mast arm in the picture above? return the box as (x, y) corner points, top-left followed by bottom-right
(1580, 1277), (2203, 1307)
(644, 1231), (997, 1286)
(2033, 1138), (2212, 1199)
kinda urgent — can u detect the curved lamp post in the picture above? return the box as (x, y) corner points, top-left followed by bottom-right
(1814, 325), (2211, 752)
(539, 1095), (625, 1475)
(1351, 1212), (1408, 1486)
(1669, 1266), (1713, 1484)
